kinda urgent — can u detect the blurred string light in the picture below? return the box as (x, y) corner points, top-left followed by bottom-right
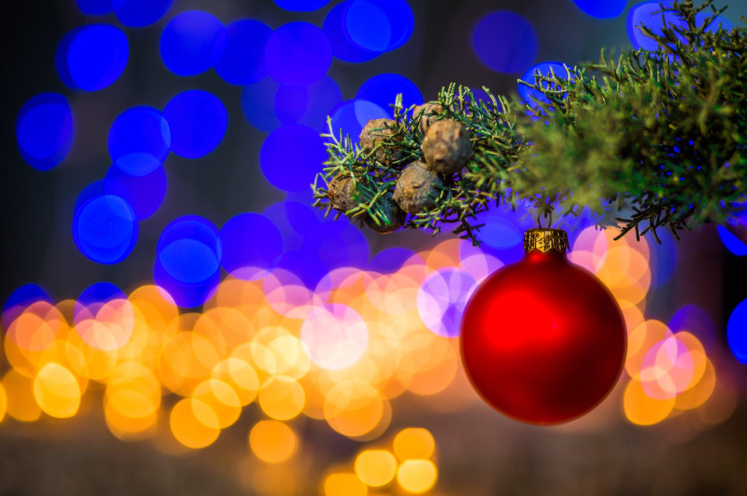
(113, 0), (173, 28)
(5, 1), (741, 491)
(220, 213), (284, 281)
(276, 76), (342, 131)
(154, 216), (222, 308)
(356, 74), (423, 118)
(0, 225), (738, 465)
(669, 305), (717, 352)
(104, 163), (167, 220)
(2, 284), (52, 330)
(265, 22), (332, 86)
(73, 181), (138, 264)
(216, 19), (272, 85)
(518, 61), (572, 110)
(727, 300), (747, 363)
(16, 93), (74, 171)
(56, 24), (129, 91)
(260, 125), (327, 192)
(241, 78), (282, 133)
(329, 100), (389, 142)
(159, 10), (227, 77)
(572, 0), (626, 19)
(108, 106), (171, 176)
(472, 11), (539, 74)
(323, 0), (413, 63)
(163, 90), (227, 158)
(627, 1), (685, 51)
(274, 0), (331, 12)
(76, 0), (113, 16)
(717, 225), (747, 256)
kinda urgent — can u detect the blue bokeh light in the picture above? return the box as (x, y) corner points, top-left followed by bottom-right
(284, 200), (347, 242)
(77, 281), (126, 308)
(276, 250), (329, 289)
(727, 299), (747, 363)
(74, 282), (127, 323)
(16, 93), (74, 171)
(104, 164), (166, 220)
(154, 259), (220, 309)
(356, 74), (423, 118)
(220, 213), (283, 281)
(260, 125), (327, 192)
(669, 304), (717, 351)
(163, 90), (227, 159)
(109, 106), (171, 177)
(344, 0), (413, 52)
(160, 11), (226, 77)
(275, 76), (342, 131)
(418, 268), (478, 338)
(323, 1), (380, 63)
(155, 216), (222, 308)
(113, 0), (173, 28)
(274, 0), (331, 11)
(368, 248), (415, 274)
(718, 225), (747, 256)
(215, 19), (272, 86)
(73, 182), (138, 265)
(265, 22), (332, 86)
(572, 0), (626, 19)
(263, 201), (307, 252)
(696, 11), (734, 33)
(2, 284), (52, 329)
(241, 78), (281, 133)
(314, 223), (369, 271)
(519, 62), (571, 110)
(344, 0), (392, 52)
(473, 11), (539, 74)
(76, 0), (113, 15)
(329, 99), (389, 143)
(648, 228), (677, 288)
(56, 24), (129, 92)
(627, 2), (684, 51)
(157, 216), (221, 284)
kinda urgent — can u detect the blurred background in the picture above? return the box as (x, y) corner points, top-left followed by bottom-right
(1, 0), (747, 495)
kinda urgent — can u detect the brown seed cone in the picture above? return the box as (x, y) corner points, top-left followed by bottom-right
(421, 120), (473, 175)
(365, 193), (405, 234)
(393, 161), (444, 214)
(327, 175), (359, 213)
(412, 103), (444, 134)
(359, 118), (404, 165)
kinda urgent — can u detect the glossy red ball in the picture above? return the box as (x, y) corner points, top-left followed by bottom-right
(460, 249), (627, 425)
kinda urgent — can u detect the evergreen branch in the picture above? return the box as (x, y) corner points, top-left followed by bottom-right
(312, 0), (747, 245)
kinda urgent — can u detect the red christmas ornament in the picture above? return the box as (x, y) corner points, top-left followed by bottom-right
(460, 228), (627, 425)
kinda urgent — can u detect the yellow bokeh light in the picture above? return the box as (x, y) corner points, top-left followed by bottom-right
(249, 420), (298, 463)
(396, 460), (438, 494)
(169, 398), (220, 449)
(159, 330), (221, 395)
(354, 450), (397, 487)
(33, 363), (80, 418)
(623, 378), (675, 425)
(191, 379), (241, 428)
(258, 376), (305, 421)
(324, 381), (387, 439)
(393, 428), (436, 460)
(212, 357), (259, 406)
(0, 382), (7, 423)
(323, 473), (368, 496)
(3, 369), (41, 422)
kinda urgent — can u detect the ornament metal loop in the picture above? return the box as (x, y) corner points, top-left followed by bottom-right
(524, 228), (569, 253)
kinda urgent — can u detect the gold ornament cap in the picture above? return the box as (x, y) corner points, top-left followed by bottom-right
(523, 228), (569, 254)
